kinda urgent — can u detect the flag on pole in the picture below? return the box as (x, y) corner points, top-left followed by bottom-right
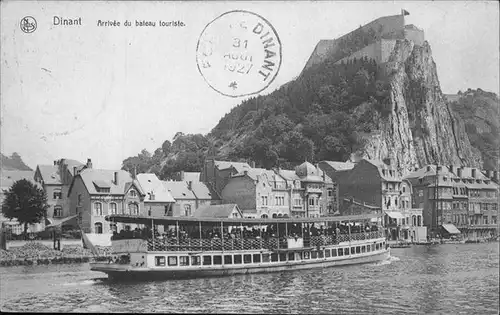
(402, 9), (410, 16)
(81, 228), (99, 256)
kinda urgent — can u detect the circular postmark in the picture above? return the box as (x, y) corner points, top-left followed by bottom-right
(20, 16), (37, 33)
(196, 10), (282, 98)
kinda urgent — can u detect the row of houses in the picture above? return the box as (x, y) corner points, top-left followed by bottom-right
(1, 154), (498, 242)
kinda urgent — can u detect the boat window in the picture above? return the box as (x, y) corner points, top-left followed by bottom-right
(279, 253), (287, 262)
(213, 256), (222, 265)
(191, 256), (201, 266)
(332, 248), (337, 257)
(288, 252), (295, 261)
(361, 246), (366, 253)
(168, 256), (178, 266)
(356, 246), (361, 254)
(375, 244), (379, 250)
(271, 253), (279, 262)
(262, 253), (270, 263)
(349, 247), (354, 255)
(253, 254), (261, 263)
(325, 249), (331, 258)
(338, 248), (344, 256)
(318, 250), (324, 259)
(383, 242), (385, 248)
(372, 244), (376, 251)
(155, 256), (166, 266)
(224, 255), (232, 265)
(367, 245), (371, 252)
(234, 255), (242, 264)
(304, 252), (310, 260)
(179, 256), (189, 266)
(311, 251), (318, 259)
(203, 256), (212, 265)
(244, 254), (252, 264)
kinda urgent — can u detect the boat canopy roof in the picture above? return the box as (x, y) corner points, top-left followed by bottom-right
(104, 213), (382, 225)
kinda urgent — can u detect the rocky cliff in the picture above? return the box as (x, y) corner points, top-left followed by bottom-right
(360, 40), (483, 174)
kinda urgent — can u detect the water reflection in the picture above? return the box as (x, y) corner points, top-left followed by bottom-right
(1, 243), (498, 314)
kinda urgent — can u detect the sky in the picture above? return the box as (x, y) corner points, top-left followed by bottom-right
(1, 1), (499, 170)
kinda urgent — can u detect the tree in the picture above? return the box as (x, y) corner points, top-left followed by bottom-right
(1, 179), (48, 239)
(161, 140), (172, 154)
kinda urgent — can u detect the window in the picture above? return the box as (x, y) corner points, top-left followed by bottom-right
(94, 222), (103, 234)
(212, 256), (222, 265)
(168, 256), (178, 266)
(327, 189), (333, 197)
(184, 204), (191, 216)
(261, 214), (268, 219)
(338, 248), (344, 256)
(234, 255), (242, 264)
(203, 256), (212, 265)
(361, 246), (366, 253)
(325, 249), (331, 258)
(155, 256), (166, 266)
(311, 251), (318, 259)
(244, 254), (252, 264)
(309, 198), (314, 206)
(350, 247), (355, 255)
(367, 245), (371, 252)
(355, 246), (361, 254)
(129, 190), (137, 197)
(179, 256), (189, 266)
(77, 194), (83, 206)
(303, 252), (310, 260)
(53, 191), (62, 200)
(288, 252), (295, 261)
(110, 223), (117, 233)
(262, 253), (270, 263)
(252, 254), (261, 263)
(318, 250), (324, 259)
(376, 243), (379, 250)
(53, 206), (63, 218)
(224, 255), (232, 264)
(128, 203), (139, 215)
(109, 203), (117, 215)
(279, 253), (287, 262)
(191, 256), (201, 266)
(271, 253), (279, 262)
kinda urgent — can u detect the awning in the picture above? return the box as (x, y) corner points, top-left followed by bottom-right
(45, 215), (78, 229)
(385, 211), (404, 219)
(441, 224), (461, 234)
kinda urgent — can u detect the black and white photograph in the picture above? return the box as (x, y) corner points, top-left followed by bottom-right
(0, 1), (499, 313)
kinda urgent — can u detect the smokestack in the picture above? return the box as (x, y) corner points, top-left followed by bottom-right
(457, 167), (462, 178)
(86, 158), (92, 169)
(114, 171), (118, 185)
(486, 170), (492, 178)
(471, 169), (476, 178)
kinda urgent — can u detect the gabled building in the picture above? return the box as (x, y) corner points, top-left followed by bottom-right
(405, 164), (499, 240)
(318, 160), (355, 214)
(136, 173), (175, 217)
(67, 164), (146, 234)
(34, 158), (85, 223)
(201, 157), (252, 195)
(162, 180), (221, 217)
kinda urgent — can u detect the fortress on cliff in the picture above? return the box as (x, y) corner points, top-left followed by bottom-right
(301, 14), (425, 74)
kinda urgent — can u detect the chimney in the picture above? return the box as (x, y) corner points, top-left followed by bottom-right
(73, 167), (77, 176)
(449, 165), (454, 174)
(54, 161), (57, 166)
(471, 169), (476, 178)
(426, 165), (431, 172)
(436, 165), (442, 172)
(486, 170), (492, 178)
(494, 171), (498, 181)
(350, 153), (362, 163)
(86, 158), (92, 169)
(251, 161), (256, 168)
(187, 181), (192, 190)
(457, 167), (462, 178)
(114, 171), (118, 184)
(180, 171), (185, 181)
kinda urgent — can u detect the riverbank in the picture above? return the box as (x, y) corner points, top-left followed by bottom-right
(0, 242), (111, 267)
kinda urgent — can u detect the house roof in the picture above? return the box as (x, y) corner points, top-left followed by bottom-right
(162, 181), (196, 199)
(193, 204), (242, 218)
(190, 181), (220, 200)
(234, 168), (280, 182)
(278, 170), (301, 181)
(321, 161), (355, 171)
(37, 165), (61, 185)
(183, 172), (201, 182)
(296, 161), (317, 177)
(215, 160), (251, 173)
(1, 170), (36, 189)
(362, 159), (401, 181)
(136, 174), (175, 203)
(75, 169), (135, 195)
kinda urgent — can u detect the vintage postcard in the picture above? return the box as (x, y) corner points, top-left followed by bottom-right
(1, 1), (499, 314)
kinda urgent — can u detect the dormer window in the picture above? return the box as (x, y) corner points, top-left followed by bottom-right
(129, 190), (137, 197)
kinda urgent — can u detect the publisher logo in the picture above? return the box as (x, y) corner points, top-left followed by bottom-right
(20, 16), (37, 33)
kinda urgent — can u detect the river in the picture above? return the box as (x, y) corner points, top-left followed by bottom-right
(1, 243), (498, 314)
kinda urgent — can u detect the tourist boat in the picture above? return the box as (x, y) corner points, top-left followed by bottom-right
(90, 213), (390, 281)
(389, 241), (412, 248)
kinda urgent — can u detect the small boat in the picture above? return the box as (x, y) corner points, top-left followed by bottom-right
(389, 242), (412, 248)
(90, 213), (390, 281)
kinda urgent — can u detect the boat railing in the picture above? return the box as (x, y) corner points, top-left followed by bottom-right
(145, 231), (384, 252)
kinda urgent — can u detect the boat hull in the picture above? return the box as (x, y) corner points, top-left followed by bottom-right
(91, 249), (390, 281)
